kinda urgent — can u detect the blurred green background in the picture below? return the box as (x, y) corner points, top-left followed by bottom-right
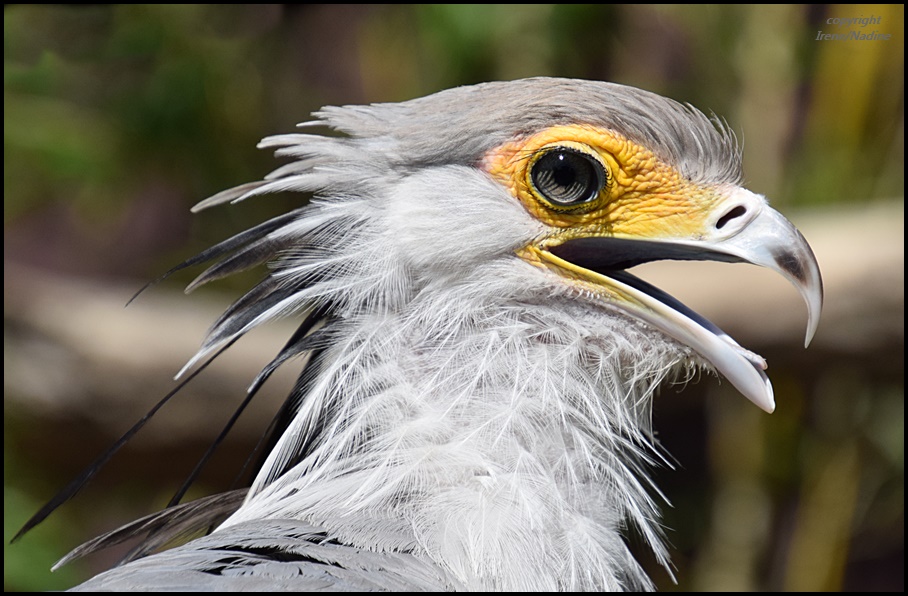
(4, 4), (903, 591)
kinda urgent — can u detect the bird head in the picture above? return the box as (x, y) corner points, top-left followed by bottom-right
(211, 78), (821, 414)
(33, 77), (825, 592)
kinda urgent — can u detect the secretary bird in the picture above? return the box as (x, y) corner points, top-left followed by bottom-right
(19, 77), (822, 591)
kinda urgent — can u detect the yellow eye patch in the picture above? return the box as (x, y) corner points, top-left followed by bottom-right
(481, 124), (725, 241)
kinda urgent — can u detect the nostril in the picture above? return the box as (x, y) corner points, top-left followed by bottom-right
(716, 205), (747, 230)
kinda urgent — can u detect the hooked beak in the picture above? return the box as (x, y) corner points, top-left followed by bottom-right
(522, 188), (823, 413)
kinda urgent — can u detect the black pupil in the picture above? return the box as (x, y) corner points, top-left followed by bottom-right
(531, 150), (602, 206)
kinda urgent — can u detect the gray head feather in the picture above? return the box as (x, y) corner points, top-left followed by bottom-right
(317, 77), (742, 184)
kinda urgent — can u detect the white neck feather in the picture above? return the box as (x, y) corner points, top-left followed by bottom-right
(213, 166), (691, 590)
(229, 278), (686, 588)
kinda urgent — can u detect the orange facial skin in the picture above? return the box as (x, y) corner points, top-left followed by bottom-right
(481, 124), (727, 247)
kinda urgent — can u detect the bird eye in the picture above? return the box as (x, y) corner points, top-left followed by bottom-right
(530, 148), (606, 208)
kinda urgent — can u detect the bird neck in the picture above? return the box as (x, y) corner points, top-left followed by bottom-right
(226, 270), (679, 589)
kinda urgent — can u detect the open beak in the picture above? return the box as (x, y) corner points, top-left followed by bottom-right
(523, 188), (823, 413)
